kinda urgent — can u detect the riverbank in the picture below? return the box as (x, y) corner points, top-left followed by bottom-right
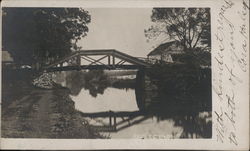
(146, 63), (211, 102)
(1, 69), (107, 138)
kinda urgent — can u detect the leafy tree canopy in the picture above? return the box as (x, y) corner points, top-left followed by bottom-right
(2, 7), (91, 66)
(145, 8), (211, 51)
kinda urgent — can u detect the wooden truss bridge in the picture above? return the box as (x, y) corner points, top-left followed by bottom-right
(44, 49), (151, 72)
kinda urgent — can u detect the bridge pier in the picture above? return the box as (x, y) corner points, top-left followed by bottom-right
(135, 69), (146, 111)
(135, 68), (159, 112)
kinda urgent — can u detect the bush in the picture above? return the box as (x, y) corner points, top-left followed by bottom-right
(146, 63), (211, 94)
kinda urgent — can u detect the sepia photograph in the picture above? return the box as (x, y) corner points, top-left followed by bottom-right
(1, 7), (213, 139)
(1, 0), (249, 149)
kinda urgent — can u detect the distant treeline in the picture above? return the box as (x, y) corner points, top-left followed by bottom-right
(111, 79), (136, 90)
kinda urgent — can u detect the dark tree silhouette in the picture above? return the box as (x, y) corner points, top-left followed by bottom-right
(2, 7), (91, 67)
(145, 8), (211, 51)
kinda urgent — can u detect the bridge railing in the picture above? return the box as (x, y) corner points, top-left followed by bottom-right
(111, 50), (151, 67)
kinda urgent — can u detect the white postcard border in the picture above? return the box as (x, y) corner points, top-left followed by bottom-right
(0, 0), (249, 150)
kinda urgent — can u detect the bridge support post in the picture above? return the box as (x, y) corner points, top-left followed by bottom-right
(114, 115), (117, 129)
(112, 56), (115, 65)
(76, 55), (81, 65)
(108, 55), (111, 66)
(109, 115), (112, 127)
(76, 55), (81, 70)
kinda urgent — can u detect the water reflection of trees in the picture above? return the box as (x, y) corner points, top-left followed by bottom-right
(141, 90), (212, 138)
(137, 66), (212, 138)
(65, 71), (85, 95)
(63, 70), (135, 97)
(56, 70), (212, 138)
(64, 70), (109, 97)
(83, 70), (109, 97)
(111, 79), (135, 90)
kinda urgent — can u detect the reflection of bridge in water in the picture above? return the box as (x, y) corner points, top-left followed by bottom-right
(79, 111), (151, 132)
(44, 49), (151, 72)
(44, 49), (156, 133)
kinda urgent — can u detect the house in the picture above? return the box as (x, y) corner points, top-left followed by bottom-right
(2, 50), (14, 67)
(2, 50), (13, 62)
(147, 41), (184, 63)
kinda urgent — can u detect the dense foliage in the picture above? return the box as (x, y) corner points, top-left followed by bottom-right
(146, 63), (211, 95)
(2, 8), (91, 66)
(145, 8), (211, 50)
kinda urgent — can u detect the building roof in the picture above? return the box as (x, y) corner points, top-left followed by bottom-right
(2, 51), (14, 62)
(147, 40), (184, 56)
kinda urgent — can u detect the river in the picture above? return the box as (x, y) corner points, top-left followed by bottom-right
(52, 70), (212, 139)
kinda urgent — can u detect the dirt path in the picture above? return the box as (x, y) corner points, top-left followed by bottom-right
(1, 88), (104, 138)
(1, 89), (54, 138)
(29, 90), (53, 137)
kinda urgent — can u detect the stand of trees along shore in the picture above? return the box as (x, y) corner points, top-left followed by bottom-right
(2, 8), (91, 68)
(145, 8), (211, 100)
(145, 8), (211, 66)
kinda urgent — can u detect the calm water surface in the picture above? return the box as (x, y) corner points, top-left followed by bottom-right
(53, 70), (212, 139)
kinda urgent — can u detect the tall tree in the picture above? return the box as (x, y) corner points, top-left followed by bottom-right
(145, 8), (211, 51)
(2, 7), (91, 66)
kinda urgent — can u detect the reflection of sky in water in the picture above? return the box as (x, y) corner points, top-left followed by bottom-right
(84, 116), (183, 139)
(109, 117), (182, 139)
(70, 87), (184, 139)
(70, 87), (139, 112)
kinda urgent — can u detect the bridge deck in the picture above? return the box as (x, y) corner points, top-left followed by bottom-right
(46, 65), (145, 72)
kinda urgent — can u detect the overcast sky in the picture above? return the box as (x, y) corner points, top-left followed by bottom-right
(78, 8), (158, 57)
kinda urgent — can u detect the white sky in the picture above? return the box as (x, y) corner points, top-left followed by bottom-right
(77, 8), (157, 57)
